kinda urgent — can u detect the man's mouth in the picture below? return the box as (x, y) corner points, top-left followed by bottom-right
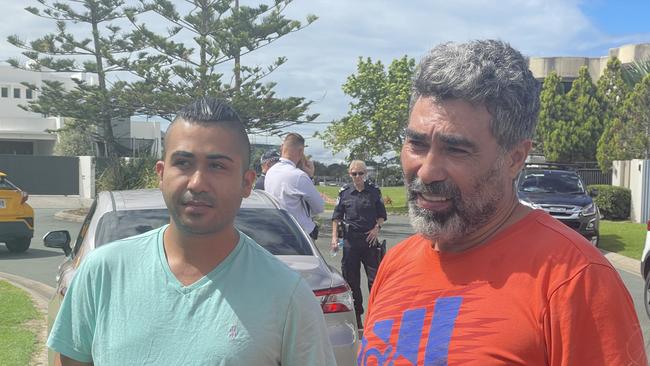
(418, 193), (450, 202)
(183, 200), (213, 207)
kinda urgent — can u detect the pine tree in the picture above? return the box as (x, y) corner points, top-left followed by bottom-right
(565, 66), (604, 162)
(536, 72), (567, 159)
(596, 58), (630, 171)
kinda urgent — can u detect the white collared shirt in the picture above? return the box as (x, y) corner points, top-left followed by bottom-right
(264, 158), (324, 233)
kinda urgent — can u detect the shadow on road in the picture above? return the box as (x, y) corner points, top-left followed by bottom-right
(0, 247), (63, 260)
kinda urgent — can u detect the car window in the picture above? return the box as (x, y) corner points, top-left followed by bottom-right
(73, 200), (97, 257)
(518, 171), (585, 194)
(0, 177), (18, 190)
(94, 208), (313, 256)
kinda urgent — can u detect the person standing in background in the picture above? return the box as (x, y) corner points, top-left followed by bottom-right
(254, 149), (280, 190)
(331, 160), (387, 330)
(265, 133), (324, 240)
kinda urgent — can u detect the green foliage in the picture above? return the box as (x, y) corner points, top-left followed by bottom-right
(0, 281), (39, 366)
(622, 58), (650, 87)
(317, 56), (415, 162)
(53, 118), (95, 156)
(619, 74), (650, 159)
(536, 72), (567, 155)
(565, 67), (604, 162)
(96, 157), (159, 192)
(596, 58), (630, 171)
(8, 0), (144, 157)
(125, 0), (318, 134)
(588, 184), (631, 220)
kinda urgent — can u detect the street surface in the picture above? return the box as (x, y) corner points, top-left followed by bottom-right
(1, 207), (648, 351)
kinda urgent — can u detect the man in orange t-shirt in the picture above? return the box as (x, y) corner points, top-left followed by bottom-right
(359, 40), (646, 366)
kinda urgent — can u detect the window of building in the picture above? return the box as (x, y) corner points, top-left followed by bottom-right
(1, 87), (7, 98)
(26, 89), (33, 99)
(13, 88), (21, 98)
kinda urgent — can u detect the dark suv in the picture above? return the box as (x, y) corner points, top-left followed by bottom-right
(517, 164), (600, 246)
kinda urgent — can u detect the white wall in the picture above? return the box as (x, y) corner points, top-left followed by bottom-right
(78, 156), (95, 199)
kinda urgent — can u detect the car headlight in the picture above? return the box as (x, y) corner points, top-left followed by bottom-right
(519, 199), (540, 209)
(580, 203), (596, 216)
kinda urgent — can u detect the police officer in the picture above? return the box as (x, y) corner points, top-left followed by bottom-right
(330, 160), (387, 329)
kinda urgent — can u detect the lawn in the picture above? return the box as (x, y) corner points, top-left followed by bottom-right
(0, 280), (40, 366)
(598, 220), (646, 260)
(319, 185), (645, 260)
(317, 185), (409, 213)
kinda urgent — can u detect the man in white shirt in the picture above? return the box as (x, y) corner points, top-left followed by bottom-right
(265, 133), (324, 239)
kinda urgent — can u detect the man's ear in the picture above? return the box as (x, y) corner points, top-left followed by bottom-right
(505, 139), (532, 179)
(242, 169), (256, 197)
(155, 160), (165, 188)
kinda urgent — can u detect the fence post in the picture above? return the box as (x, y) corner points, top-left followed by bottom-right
(78, 156), (96, 199)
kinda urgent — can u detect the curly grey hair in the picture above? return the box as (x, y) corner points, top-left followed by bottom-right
(410, 40), (541, 150)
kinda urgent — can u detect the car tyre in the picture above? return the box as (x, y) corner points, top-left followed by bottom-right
(6, 238), (31, 253)
(645, 271), (650, 319)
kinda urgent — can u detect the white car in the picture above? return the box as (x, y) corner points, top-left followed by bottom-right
(45, 188), (358, 365)
(641, 220), (650, 318)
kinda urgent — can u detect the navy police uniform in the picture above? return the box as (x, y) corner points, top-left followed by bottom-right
(332, 181), (387, 327)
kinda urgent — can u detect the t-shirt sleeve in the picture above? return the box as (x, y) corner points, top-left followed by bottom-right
(543, 263), (647, 365)
(297, 175), (325, 215)
(281, 278), (336, 366)
(47, 257), (98, 363)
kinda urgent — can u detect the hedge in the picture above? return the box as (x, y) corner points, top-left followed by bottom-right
(587, 184), (631, 220)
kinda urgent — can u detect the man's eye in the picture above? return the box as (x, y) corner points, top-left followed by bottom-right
(209, 162), (225, 170)
(447, 146), (469, 155)
(408, 139), (428, 150)
(173, 160), (190, 167)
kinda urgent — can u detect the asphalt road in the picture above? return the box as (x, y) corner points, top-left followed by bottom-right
(1, 207), (649, 349)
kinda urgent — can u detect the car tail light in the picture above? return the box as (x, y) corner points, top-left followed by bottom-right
(20, 191), (28, 204)
(314, 284), (354, 313)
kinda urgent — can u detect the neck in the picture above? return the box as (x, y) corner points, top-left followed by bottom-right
(353, 180), (365, 191)
(433, 195), (530, 253)
(163, 224), (239, 285)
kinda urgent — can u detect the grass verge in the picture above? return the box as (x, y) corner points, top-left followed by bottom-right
(317, 185), (408, 213)
(598, 220), (645, 260)
(0, 280), (39, 366)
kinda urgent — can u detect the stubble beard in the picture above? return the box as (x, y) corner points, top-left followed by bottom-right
(406, 158), (506, 244)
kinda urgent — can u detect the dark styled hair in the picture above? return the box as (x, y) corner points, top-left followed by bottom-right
(411, 40), (541, 150)
(165, 97), (251, 168)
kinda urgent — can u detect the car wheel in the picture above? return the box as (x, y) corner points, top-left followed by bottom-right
(645, 272), (650, 319)
(6, 238), (31, 253)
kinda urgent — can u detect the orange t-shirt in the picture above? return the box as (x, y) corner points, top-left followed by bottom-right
(359, 210), (646, 366)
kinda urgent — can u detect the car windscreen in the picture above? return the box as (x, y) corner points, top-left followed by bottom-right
(94, 208), (313, 255)
(518, 171), (585, 194)
(0, 177), (18, 190)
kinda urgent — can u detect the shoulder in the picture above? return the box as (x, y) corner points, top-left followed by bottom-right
(85, 226), (163, 267)
(239, 233), (303, 285)
(365, 181), (382, 193)
(338, 184), (352, 195)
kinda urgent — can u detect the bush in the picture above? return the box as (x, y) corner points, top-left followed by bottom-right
(588, 184), (631, 220)
(96, 157), (159, 192)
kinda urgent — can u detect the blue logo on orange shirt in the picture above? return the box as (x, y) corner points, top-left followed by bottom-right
(358, 296), (463, 366)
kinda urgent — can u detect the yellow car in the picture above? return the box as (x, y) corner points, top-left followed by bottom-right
(0, 171), (34, 253)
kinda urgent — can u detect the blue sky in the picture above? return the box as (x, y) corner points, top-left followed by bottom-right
(1, 0), (649, 163)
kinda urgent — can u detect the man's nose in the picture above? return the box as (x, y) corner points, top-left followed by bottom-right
(417, 151), (448, 184)
(187, 168), (208, 192)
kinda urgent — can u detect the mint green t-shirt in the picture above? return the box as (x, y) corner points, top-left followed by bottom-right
(47, 226), (335, 365)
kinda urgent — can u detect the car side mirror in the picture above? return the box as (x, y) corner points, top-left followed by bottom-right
(44, 230), (72, 256)
(589, 188), (598, 197)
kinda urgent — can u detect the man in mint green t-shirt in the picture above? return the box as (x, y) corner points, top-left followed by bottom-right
(47, 98), (336, 366)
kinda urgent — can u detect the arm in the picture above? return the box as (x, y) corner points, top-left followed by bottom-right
(365, 188), (388, 244)
(281, 279), (337, 366)
(297, 175), (324, 215)
(543, 264), (647, 365)
(47, 259), (97, 365)
(60, 354), (93, 366)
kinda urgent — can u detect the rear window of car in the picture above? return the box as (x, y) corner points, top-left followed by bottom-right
(94, 208), (313, 255)
(518, 170), (585, 194)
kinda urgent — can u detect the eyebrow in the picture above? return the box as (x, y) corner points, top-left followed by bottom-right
(170, 150), (234, 163)
(405, 128), (478, 151)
